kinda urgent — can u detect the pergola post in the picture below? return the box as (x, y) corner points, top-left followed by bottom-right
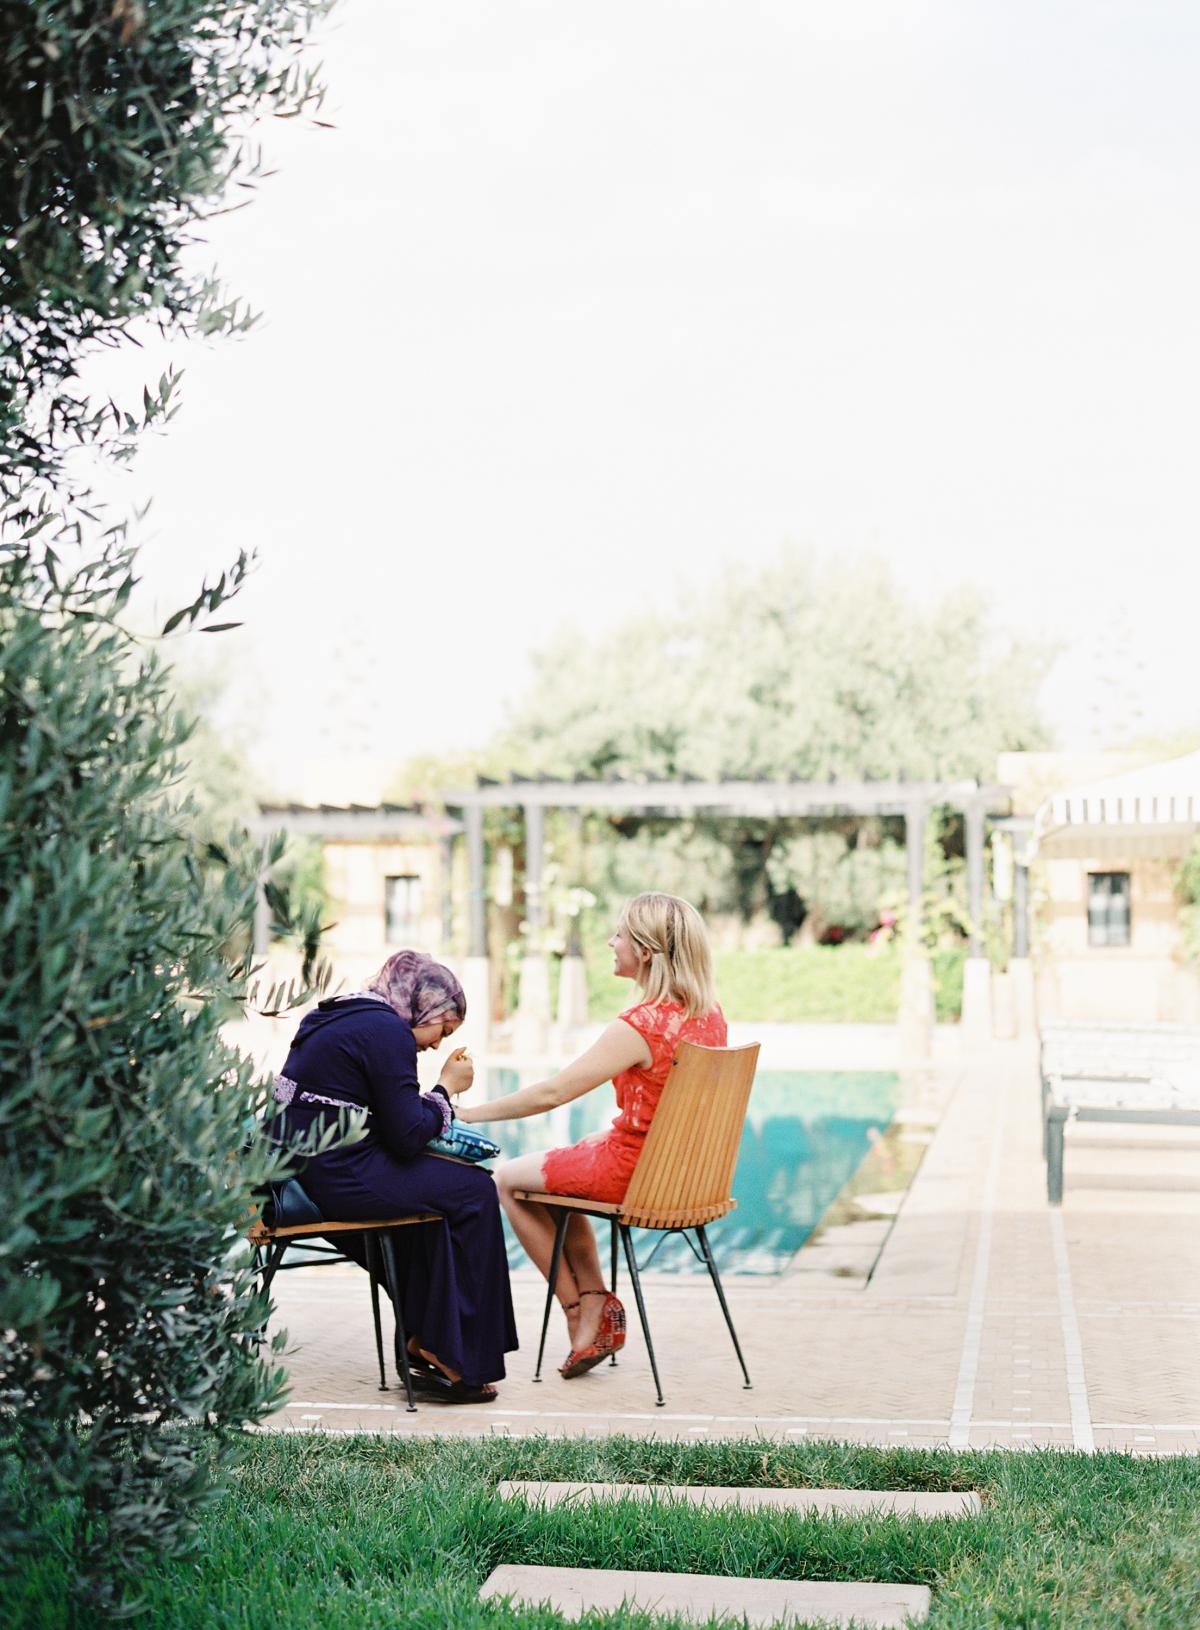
(523, 801), (545, 941)
(899, 799), (933, 1059)
(965, 798), (987, 958)
(905, 799), (926, 932)
(466, 803), (487, 958)
(961, 797), (993, 1044)
(514, 801), (551, 1054)
(1013, 854), (1030, 959)
(439, 832), (455, 951)
(1008, 817), (1036, 1038)
(460, 800), (491, 1057)
(557, 809), (589, 1036)
(253, 853), (271, 960)
(252, 834), (272, 958)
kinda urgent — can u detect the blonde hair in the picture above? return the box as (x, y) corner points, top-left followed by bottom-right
(619, 892), (717, 1019)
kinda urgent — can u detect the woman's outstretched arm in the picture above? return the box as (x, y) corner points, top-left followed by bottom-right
(456, 1019), (651, 1124)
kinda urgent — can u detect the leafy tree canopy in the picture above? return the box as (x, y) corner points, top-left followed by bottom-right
(499, 553), (1054, 933)
(506, 551), (1053, 786)
(1, 0), (327, 521)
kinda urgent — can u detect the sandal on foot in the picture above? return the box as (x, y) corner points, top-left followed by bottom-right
(411, 1371), (498, 1404)
(581, 1289), (626, 1352)
(560, 1339), (612, 1379)
(560, 1303), (622, 1377)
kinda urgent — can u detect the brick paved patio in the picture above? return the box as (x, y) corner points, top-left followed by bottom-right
(263, 1036), (1200, 1453)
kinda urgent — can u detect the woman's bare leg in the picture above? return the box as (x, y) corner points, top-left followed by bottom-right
(496, 1154), (610, 1347)
(562, 1213), (609, 1348)
(497, 1153), (583, 1341)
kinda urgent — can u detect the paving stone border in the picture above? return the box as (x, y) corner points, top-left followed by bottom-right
(499, 1479), (981, 1518)
(480, 1564), (931, 1627)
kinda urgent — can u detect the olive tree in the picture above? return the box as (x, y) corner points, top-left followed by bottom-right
(2, 0), (328, 517)
(0, 542), (339, 1614)
(1, 0), (337, 1613)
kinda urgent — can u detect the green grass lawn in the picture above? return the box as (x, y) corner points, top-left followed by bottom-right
(9, 1434), (1200, 1628)
(586, 943), (967, 1024)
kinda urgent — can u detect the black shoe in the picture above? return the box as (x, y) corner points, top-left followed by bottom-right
(409, 1369), (498, 1404)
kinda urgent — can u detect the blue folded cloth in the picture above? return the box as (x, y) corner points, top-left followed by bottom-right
(427, 1124), (501, 1164)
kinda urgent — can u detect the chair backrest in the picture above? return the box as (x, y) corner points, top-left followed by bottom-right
(620, 1040), (760, 1229)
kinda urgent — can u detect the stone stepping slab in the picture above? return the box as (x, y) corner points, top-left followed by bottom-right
(480, 1564), (931, 1627)
(499, 1480), (981, 1519)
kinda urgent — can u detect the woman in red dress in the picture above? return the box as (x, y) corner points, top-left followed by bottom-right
(457, 891), (726, 1376)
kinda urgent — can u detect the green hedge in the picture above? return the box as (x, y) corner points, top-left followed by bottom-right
(583, 941), (966, 1024)
(580, 938), (965, 1023)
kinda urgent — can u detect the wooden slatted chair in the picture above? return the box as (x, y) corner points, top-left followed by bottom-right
(248, 1206), (441, 1412)
(515, 1040), (760, 1407)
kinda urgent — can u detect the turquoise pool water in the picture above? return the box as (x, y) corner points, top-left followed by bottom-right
(488, 1069), (900, 1276)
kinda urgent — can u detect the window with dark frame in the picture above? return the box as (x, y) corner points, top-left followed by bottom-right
(384, 873), (423, 944)
(1087, 871), (1131, 947)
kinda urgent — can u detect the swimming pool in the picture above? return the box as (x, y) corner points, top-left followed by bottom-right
(488, 1069), (900, 1276)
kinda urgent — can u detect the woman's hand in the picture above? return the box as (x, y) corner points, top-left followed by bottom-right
(437, 1046), (474, 1098)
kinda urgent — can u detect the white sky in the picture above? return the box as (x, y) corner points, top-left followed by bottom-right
(87, 0), (1200, 798)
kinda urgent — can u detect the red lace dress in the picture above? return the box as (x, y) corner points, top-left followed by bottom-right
(540, 999), (728, 1204)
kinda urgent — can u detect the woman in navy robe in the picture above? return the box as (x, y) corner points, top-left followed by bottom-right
(271, 951), (516, 1402)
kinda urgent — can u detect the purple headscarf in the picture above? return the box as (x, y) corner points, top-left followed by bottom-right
(363, 951), (466, 1029)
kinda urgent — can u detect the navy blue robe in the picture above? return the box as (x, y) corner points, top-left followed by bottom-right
(273, 997), (517, 1387)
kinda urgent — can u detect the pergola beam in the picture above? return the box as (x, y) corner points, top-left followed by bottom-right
(441, 779), (1011, 818)
(254, 804), (463, 842)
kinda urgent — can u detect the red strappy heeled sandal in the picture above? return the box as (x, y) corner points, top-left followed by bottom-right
(560, 1290), (626, 1378)
(595, 1290), (626, 1351)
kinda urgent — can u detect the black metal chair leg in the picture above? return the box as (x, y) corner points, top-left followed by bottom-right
(1046, 1111), (1066, 1205)
(378, 1231), (417, 1412)
(620, 1224), (664, 1407)
(364, 1233), (390, 1391)
(534, 1209), (570, 1382)
(609, 1219), (620, 1364)
(253, 1241), (285, 1346)
(696, 1224), (751, 1389)
(259, 1240), (286, 1300)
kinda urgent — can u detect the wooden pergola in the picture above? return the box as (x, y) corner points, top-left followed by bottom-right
(441, 776), (1017, 959)
(251, 778), (1030, 1049)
